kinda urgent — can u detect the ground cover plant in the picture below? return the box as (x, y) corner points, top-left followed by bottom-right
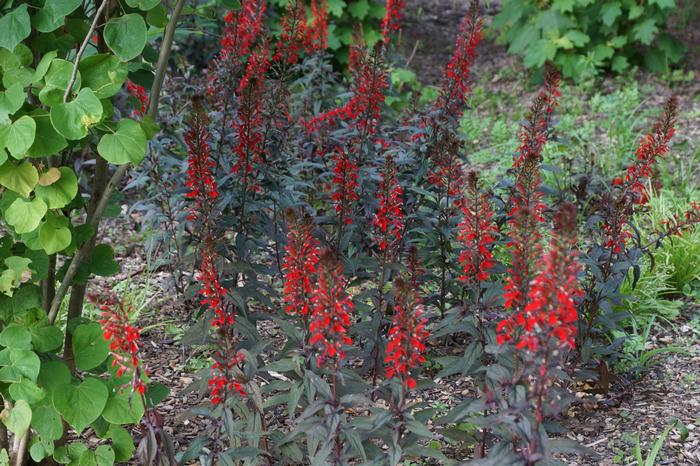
(1, 0), (699, 465)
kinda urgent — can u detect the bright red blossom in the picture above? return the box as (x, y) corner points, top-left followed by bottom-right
(372, 157), (405, 257)
(458, 172), (497, 284)
(91, 293), (146, 395)
(184, 111), (218, 223)
(126, 80), (148, 117)
(274, 1), (312, 65)
(385, 278), (428, 390)
(497, 204), (581, 352)
(209, 351), (247, 404)
(331, 149), (360, 225)
(232, 44), (271, 192)
(380, 0), (405, 44)
(434, 0), (481, 120)
(309, 0), (329, 49)
(282, 212), (321, 317)
(308, 251), (354, 368)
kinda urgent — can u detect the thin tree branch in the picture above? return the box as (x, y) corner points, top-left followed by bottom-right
(63, 0), (110, 103)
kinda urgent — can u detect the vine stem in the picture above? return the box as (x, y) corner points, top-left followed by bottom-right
(48, 0), (188, 324)
(63, 0), (110, 103)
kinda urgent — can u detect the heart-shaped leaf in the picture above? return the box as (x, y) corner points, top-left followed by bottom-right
(35, 167), (77, 209)
(78, 54), (128, 99)
(0, 82), (24, 122)
(2, 399), (31, 437)
(104, 14), (147, 61)
(102, 391), (144, 425)
(27, 110), (68, 158)
(0, 161), (38, 197)
(1, 116), (36, 159)
(50, 88), (102, 140)
(39, 212), (72, 255)
(72, 323), (110, 371)
(9, 379), (46, 405)
(5, 197), (47, 234)
(52, 378), (108, 433)
(31, 402), (63, 441)
(0, 5), (31, 51)
(97, 119), (147, 165)
(38, 59), (80, 107)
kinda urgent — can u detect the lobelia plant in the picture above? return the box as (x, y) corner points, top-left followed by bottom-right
(128, 0), (700, 464)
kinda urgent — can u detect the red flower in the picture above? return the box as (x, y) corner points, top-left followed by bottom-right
(274, 0), (312, 65)
(372, 156), (405, 258)
(90, 293), (146, 395)
(304, 45), (387, 136)
(503, 66), (560, 311)
(384, 277), (428, 390)
(309, 0), (329, 50)
(308, 250), (354, 368)
(209, 350), (247, 404)
(184, 110), (218, 223)
(434, 0), (482, 120)
(603, 97), (678, 252)
(126, 80), (148, 117)
(282, 211), (320, 317)
(380, 0), (405, 45)
(457, 171), (497, 285)
(497, 203), (581, 352)
(198, 249), (234, 330)
(232, 44), (271, 192)
(207, 0), (267, 103)
(330, 148), (360, 226)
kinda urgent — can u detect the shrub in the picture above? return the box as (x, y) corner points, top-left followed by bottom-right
(132, 0), (700, 463)
(493, 0), (686, 80)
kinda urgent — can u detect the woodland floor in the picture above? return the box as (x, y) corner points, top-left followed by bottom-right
(85, 1), (700, 464)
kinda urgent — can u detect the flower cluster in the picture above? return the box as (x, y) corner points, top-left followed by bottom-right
(308, 250), (354, 368)
(126, 80), (148, 117)
(385, 277), (428, 390)
(603, 97), (678, 253)
(184, 110), (218, 223)
(232, 44), (271, 192)
(617, 97), (678, 206)
(372, 156), (405, 258)
(331, 149), (360, 226)
(497, 203), (581, 352)
(503, 66), (560, 311)
(207, 0), (267, 103)
(661, 202), (700, 238)
(305, 45), (387, 136)
(90, 293), (146, 395)
(209, 351), (247, 404)
(274, 0), (313, 65)
(434, 0), (482, 120)
(426, 132), (465, 203)
(282, 210), (320, 317)
(199, 249), (233, 330)
(309, 0), (329, 50)
(457, 171), (497, 285)
(380, 0), (406, 45)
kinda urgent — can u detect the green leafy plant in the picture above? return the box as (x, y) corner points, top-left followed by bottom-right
(493, 0), (686, 80)
(0, 0), (186, 463)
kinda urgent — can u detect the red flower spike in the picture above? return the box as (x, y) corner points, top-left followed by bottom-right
(434, 0), (482, 120)
(372, 156), (405, 259)
(232, 43), (271, 193)
(207, 0), (267, 104)
(198, 249), (234, 330)
(184, 110), (218, 224)
(384, 277), (429, 391)
(330, 148), (360, 226)
(126, 80), (148, 118)
(304, 45), (387, 136)
(457, 171), (497, 285)
(380, 0), (405, 45)
(209, 351), (247, 405)
(504, 65), (560, 311)
(497, 203), (582, 352)
(282, 211), (321, 317)
(603, 97), (678, 252)
(309, 0), (329, 50)
(89, 293), (146, 396)
(308, 250), (354, 368)
(274, 0), (312, 65)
